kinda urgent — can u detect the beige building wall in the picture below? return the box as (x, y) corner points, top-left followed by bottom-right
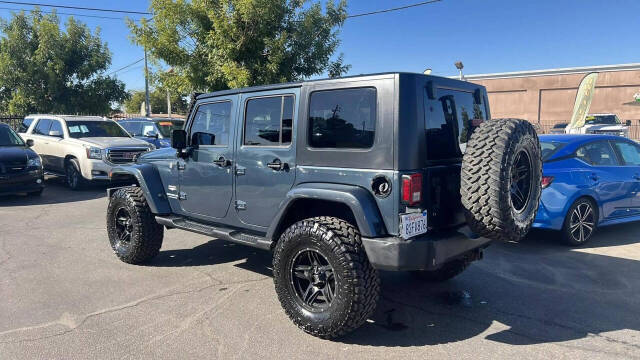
(465, 64), (640, 137)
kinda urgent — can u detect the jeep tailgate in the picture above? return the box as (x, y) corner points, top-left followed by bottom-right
(422, 164), (466, 229)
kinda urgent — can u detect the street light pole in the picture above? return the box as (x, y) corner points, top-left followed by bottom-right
(144, 46), (151, 117)
(167, 89), (171, 117)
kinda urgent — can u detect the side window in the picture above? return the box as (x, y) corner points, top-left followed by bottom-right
(309, 88), (376, 148)
(576, 141), (619, 166)
(244, 95), (294, 146)
(190, 101), (232, 146)
(49, 120), (64, 138)
(33, 119), (52, 136)
(613, 141), (640, 166)
(20, 118), (33, 133)
(141, 123), (156, 136)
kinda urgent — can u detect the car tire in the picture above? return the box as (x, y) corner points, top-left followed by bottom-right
(411, 259), (470, 282)
(273, 216), (380, 339)
(106, 187), (164, 264)
(65, 158), (86, 190)
(461, 118), (542, 242)
(562, 198), (598, 246)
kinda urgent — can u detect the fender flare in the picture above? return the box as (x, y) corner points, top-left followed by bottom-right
(107, 163), (172, 215)
(266, 183), (387, 239)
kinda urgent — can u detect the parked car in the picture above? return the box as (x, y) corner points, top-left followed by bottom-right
(19, 115), (154, 190)
(534, 134), (640, 245)
(549, 123), (568, 134)
(567, 113), (631, 137)
(105, 73), (542, 338)
(0, 123), (44, 196)
(118, 118), (185, 148)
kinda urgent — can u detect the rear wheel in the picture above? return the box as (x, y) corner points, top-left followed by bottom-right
(562, 198), (597, 246)
(273, 216), (380, 339)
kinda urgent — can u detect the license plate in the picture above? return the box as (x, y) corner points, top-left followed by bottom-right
(400, 212), (428, 239)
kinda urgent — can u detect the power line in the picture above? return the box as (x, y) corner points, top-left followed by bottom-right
(107, 58), (144, 76)
(0, 1), (150, 15)
(0, 6), (129, 20)
(346, 0), (442, 19)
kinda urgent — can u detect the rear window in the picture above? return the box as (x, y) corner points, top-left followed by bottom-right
(424, 87), (487, 160)
(308, 87), (376, 149)
(541, 141), (567, 161)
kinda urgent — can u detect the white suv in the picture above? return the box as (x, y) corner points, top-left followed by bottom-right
(19, 115), (154, 189)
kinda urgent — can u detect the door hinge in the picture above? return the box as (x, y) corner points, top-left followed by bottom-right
(179, 192), (187, 200)
(177, 162), (186, 170)
(235, 166), (246, 176)
(235, 200), (247, 210)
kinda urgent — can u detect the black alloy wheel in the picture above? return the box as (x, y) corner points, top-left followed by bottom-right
(113, 207), (134, 251)
(290, 248), (336, 310)
(510, 149), (533, 213)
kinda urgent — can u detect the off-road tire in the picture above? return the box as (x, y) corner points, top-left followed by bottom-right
(411, 259), (469, 282)
(65, 158), (86, 190)
(273, 216), (380, 339)
(461, 118), (542, 242)
(562, 197), (598, 246)
(106, 187), (163, 264)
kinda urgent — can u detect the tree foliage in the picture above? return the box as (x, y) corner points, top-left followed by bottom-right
(129, 0), (348, 94)
(124, 89), (188, 115)
(0, 10), (128, 114)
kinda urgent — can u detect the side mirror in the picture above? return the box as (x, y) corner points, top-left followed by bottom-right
(26, 139), (34, 147)
(171, 129), (187, 151)
(49, 130), (63, 138)
(145, 131), (159, 139)
(626, 120), (632, 126)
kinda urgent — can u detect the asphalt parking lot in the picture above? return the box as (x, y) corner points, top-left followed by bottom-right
(1, 178), (640, 359)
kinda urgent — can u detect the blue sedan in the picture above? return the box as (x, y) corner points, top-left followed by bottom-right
(534, 134), (640, 245)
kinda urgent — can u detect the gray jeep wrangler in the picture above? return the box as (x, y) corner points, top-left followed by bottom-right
(106, 73), (542, 338)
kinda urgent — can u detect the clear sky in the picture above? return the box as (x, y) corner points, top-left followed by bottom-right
(0, 0), (638, 91)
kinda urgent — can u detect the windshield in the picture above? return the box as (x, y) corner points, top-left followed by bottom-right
(541, 141), (567, 161)
(585, 115), (619, 125)
(156, 120), (184, 137)
(66, 121), (130, 138)
(0, 125), (25, 146)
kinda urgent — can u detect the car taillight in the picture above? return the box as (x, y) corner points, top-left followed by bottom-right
(542, 176), (554, 189)
(402, 174), (422, 206)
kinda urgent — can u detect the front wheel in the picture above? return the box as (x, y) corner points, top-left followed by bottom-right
(65, 159), (86, 190)
(562, 198), (597, 246)
(106, 187), (164, 264)
(273, 217), (380, 339)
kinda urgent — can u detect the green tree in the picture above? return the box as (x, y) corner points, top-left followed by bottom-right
(129, 0), (348, 94)
(0, 10), (128, 114)
(124, 89), (188, 115)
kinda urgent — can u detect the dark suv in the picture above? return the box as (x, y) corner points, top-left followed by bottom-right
(106, 73), (542, 338)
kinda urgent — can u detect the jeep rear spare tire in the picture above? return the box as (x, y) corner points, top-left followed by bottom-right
(461, 118), (542, 242)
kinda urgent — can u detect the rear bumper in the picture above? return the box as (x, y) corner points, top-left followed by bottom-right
(361, 225), (491, 271)
(0, 170), (44, 195)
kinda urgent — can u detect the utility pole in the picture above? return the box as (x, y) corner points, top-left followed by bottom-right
(167, 89), (171, 117)
(455, 61), (464, 81)
(144, 46), (151, 117)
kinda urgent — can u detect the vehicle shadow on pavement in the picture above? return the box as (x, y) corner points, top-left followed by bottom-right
(0, 176), (106, 206)
(339, 223), (640, 349)
(147, 239), (274, 278)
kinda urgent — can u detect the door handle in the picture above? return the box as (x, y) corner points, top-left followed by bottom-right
(213, 156), (231, 167)
(267, 158), (288, 171)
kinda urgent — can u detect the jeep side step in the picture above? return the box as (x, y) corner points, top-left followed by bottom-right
(155, 215), (272, 250)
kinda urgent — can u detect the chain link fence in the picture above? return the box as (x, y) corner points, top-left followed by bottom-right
(538, 120), (640, 141)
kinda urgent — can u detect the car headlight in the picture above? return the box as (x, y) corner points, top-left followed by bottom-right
(86, 147), (102, 159)
(27, 156), (42, 168)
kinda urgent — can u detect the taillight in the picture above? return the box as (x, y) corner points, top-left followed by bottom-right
(542, 176), (554, 189)
(402, 173), (422, 206)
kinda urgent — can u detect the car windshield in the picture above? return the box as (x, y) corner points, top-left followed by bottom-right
(585, 115), (619, 125)
(155, 120), (184, 138)
(66, 120), (130, 138)
(0, 125), (25, 146)
(541, 141), (567, 161)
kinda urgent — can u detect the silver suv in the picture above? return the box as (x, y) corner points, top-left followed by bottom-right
(19, 115), (154, 189)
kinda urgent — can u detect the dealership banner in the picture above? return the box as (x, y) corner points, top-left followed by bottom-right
(566, 72), (598, 133)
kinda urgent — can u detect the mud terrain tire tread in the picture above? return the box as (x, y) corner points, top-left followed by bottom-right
(461, 118), (542, 242)
(273, 216), (380, 339)
(106, 187), (163, 264)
